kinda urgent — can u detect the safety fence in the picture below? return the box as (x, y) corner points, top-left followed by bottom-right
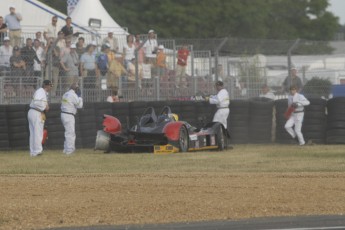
(1, 32), (345, 104)
(1, 97), (345, 151)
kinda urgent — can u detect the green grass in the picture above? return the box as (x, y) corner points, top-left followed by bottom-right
(1, 144), (345, 174)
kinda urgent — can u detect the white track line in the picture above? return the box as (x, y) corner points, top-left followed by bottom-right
(264, 227), (345, 230)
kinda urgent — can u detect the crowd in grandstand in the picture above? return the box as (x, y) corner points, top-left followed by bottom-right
(0, 7), (191, 99)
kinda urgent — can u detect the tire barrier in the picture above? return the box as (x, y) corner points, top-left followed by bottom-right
(78, 103), (97, 148)
(179, 101), (199, 127)
(45, 103), (67, 150)
(326, 97), (345, 144)
(7, 104), (29, 149)
(274, 99), (292, 144)
(229, 100), (250, 144)
(0, 105), (9, 150)
(129, 101), (148, 127)
(196, 101), (217, 128)
(302, 98), (327, 144)
(3, 98), (345, 151)
(249, 98), (274, 143)
(111, 102), (130, 131)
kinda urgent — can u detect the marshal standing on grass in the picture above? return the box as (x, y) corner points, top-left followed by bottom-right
(61, 83), (83, 155)
(284, 85), (310, 146)
(28, 80), (52, 157)
(208, 81), (230, 130)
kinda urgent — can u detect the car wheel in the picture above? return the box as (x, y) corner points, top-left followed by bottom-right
(178, 126), (189, 152)
(217, 126), (226, 150)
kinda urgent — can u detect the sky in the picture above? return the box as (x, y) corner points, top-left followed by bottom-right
(328, 0), (345, 25)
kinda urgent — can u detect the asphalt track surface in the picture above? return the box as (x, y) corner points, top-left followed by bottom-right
(45, 215), (345, 230)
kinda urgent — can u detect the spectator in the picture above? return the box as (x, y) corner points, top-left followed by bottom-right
(45, 38), (60, 95)
(156, 45), (166, 78)
(60, 16), (73, 39)
(21, 38), (40, 76)
(106, 43), (116, 63)
(80, 44), (97, 87)
(127, 58), (142, 82)
(97, 44), (110, 77)
(134, 34), (144, 64)
(282, 65), (303, 93)
(76, 37), (85, 58)
(44, 15), (60, 41)
(175, 45), (189, 88)
(123, 34), (135, 68)
(143, 29), (158, 65)
(5, 5), (22, 47)
(60, 43), (79, 87)
(0, 36), (12, 75)
(107, 56), (128, 90)
(10, 46), (25, 76)
(103, 31), (118, 52)
(106, 87), (120, 103)
(60, 39), (72, 57)
(0, 16), (8, 45)
(33, 39), (45, 77)
(35, 31), (44, 44)
(56, 31), (66, 49)
(259, 84), (275, 100)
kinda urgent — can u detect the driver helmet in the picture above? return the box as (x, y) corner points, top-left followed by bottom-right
(168, 113), (179, 121)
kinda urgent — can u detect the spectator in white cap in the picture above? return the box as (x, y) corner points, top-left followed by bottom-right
(282, 64), (303, 93)
(0, 16), (8, 45)
(143, 29), (158, 65)
(0, 36), (12, 75)
(103, 30), (118, 52)
(5, 5), (22, 47)
(156, 44), (166, 77)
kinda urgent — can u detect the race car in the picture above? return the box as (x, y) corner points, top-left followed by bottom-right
(95, 106), (230, 154)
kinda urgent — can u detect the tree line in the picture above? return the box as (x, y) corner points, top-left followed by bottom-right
(39, 0), (340, 40)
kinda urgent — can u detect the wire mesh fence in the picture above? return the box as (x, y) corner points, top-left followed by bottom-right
(1, 31), (345, 104)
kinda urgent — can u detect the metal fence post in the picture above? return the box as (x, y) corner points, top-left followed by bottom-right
(287, 39), (300, 88)
(215, 37), (229, 82)
(0, 77), (3, 104)
(154, 76), (160, 100)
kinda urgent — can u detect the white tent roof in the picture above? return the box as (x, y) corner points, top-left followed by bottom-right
(70, 0), (127, 35)
(0, 0), (67, 34)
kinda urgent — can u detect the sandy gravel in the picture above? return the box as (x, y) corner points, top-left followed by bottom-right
(0, 173), (345, 229)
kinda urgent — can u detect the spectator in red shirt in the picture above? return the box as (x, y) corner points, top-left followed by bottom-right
(175, 45), (189, 88)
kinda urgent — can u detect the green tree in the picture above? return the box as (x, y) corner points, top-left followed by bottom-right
(38, 0), (340, 40)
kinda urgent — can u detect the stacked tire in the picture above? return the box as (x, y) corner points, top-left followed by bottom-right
(249, 98), (274, 143)
(129, 101), (148, 127)
(111, 102), (130, 130)
(45, 103), (66, 149)
(0, 105), (9, 150)
(195, 101), (217, 128)
(78, 103), (97, 148)
(228, 100), (249, 144)
(7, 105), (29, 149)
(274, 99), (292, 144)
(326, 97), (345, 144)
(302, 98), (327, 144)
(179, 101), (198, 127)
